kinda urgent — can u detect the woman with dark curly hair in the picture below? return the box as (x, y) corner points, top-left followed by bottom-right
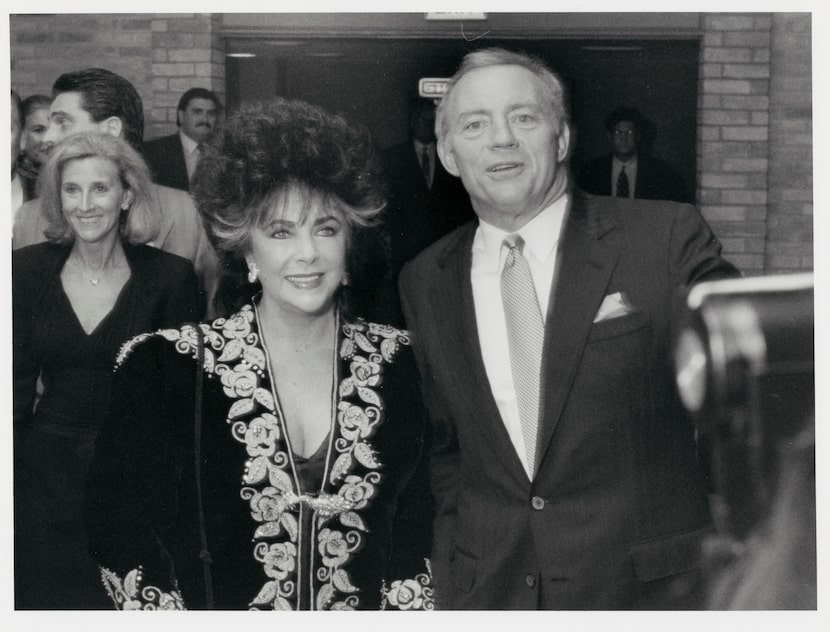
(85, 99), (433, 610)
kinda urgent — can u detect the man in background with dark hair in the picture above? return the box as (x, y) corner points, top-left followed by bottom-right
(142, 87), (221, 192)
(577, 105), (689, 203)
(12, 68), (219, 313)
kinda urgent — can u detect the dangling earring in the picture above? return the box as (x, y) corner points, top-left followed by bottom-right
(341, 272), (351, 287)
(247, 262), (259, 284)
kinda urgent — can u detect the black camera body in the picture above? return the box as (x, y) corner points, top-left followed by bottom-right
(673, 273), (814, 539)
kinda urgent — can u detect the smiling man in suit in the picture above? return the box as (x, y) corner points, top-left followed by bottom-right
(142, 87), (221, 192)
(399, 48), (739, 610)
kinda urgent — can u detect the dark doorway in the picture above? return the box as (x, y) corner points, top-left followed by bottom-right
(226, 37), (699, 201)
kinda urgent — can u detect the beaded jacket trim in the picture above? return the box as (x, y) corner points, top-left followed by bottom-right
(100, 566), (185, 610)
(116, 305), (413, 610)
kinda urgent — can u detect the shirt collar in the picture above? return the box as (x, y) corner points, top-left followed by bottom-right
(413, 139), (434, 154)
(613, 155), (637, 169)
(474, 193), (569, 265)
(179, 130), (200, 154)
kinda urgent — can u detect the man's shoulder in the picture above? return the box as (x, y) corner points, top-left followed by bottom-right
(574, 188), (690, 225)
(401, 221), (476, 279)
(578, 153), (612, 173)
(143, 133), (180, 152)
(151, 183), (198, 215)
(12, 197), (48, 248)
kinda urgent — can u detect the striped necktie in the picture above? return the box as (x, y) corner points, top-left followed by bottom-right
(501, 234), (544, 475)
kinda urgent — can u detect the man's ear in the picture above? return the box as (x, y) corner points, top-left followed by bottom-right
(98, 116), (123, 139)
(437, 139), (460, 177)
(557, 124), (571, 163)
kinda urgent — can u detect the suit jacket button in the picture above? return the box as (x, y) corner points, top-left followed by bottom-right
(531, 496), (545, 510)
(525, 574), (537, 588)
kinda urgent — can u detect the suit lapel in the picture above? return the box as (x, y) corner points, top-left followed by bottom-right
(432, 225), (529, 481)
(536, 194), (619, 467)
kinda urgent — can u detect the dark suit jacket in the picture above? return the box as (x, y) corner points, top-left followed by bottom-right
(577, 153), (690, 203)
(399, 190), (739, 609)
(379, 141), (475, 326)
(381, 141), (475, 275)
(142, 133), (190, 192)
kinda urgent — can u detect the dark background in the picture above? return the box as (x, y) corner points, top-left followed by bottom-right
(226, 37), (699, 202)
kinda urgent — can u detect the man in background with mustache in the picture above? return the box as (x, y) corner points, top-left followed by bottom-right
(142, 87), (221, 192)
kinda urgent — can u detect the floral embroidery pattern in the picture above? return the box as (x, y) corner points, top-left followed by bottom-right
(100, 566), (184, 610)
(381, 560), (435, 611)
(121, 306), (412, 610)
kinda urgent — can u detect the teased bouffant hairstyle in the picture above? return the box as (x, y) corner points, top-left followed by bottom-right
(192, 98), (389, 316)
(40, 132), (159, 245)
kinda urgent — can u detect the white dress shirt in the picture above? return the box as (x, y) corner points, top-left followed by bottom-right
(611, 156), (637, 198)
(180, 130), (200, 180)
(471, 194), (569, 478)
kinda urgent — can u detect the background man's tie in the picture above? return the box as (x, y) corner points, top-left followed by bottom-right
(420, 146), (432, 189)
(501, 234), (544, 475)
(616, 165), (630, 198)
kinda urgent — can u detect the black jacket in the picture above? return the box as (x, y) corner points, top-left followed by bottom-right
(85, 307), (434, 610)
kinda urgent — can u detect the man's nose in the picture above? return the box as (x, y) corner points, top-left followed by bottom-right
(491, 118), (517, 147)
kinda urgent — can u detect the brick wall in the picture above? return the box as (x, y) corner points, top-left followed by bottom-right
(147, 13), (225, 140)
(9, 13), (225, 143)
(697, 13), (812, 276)
(766, 14), (812, 273)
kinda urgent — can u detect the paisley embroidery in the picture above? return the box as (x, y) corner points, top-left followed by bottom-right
(100, 566), (184, 610)
(124, 305), (413, 610)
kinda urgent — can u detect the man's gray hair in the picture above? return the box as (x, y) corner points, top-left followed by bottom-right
(435, 47), (570, 141)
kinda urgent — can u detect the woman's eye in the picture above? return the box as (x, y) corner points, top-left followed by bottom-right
(62, 185), (79, 194)
(463, 120), (484, 131)
(94, 185), (109, 194)
(317, 225), (338, 237)
(514, 113), (535, 125)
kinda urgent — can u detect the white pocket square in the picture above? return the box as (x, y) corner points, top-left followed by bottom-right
(593, 292), (635, 323)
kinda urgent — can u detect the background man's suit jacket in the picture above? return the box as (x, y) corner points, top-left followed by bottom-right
(381, 141), (475, 275)
(142, 133), (190, 192)
(399, 190), (738, 609)
(577, 153), (690, 204)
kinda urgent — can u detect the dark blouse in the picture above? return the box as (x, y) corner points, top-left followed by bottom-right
(85, 306), (434, 610)
(12, 241), (204, 609)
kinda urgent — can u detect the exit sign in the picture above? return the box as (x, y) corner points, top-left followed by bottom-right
(419, 78), (450, 98)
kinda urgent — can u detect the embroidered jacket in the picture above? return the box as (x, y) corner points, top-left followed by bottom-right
(85, 306), (433, 610)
